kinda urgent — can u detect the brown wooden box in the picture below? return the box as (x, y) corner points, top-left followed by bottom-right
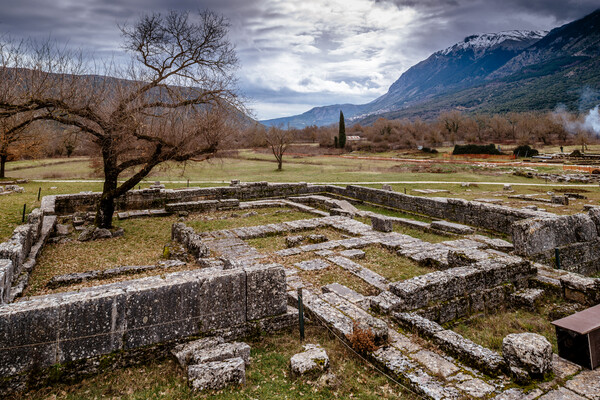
(552, 303), (600, 369)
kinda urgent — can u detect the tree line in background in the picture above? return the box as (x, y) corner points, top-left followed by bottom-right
(242, 109), (597, 154)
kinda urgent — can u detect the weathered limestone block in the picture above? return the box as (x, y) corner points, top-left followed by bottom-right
(502, 333), (552, 380)
(174, 339), (250, 367)
(307, 234), (328, 243)
(322, 283), (366, 307)
(290, 344), (329, 376)
(512, 213), (597, 256)
(188, 357), (246, 391)
(369, 291), (404, 314)
(560, 273), (600, 305)
(286, 235), (304, 247)
(430, 220), (474, 234)
(432, 329), (505, 375)
(510, 288), (544, 312)
(371, 215), (393, 232)
(392, 312), (443, 338)
(294, 259), (329, 271)
(0, 259), (12, 303)
(339, 249), (365, 259)
(244, 264), (287, 320)
(551, 195), (569, 205)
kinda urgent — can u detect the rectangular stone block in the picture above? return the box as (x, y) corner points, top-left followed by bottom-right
(245, 264), (287, 320)
(0, 259), (13, 303)
(124, 274), (207, 348)
(197, 269), (247, 332)
(0, 296), (60, 377)
(58, 289), (126, 362)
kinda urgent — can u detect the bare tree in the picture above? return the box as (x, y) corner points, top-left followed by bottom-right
(265, 126), (292, 171)
(1, 11), (241, 228)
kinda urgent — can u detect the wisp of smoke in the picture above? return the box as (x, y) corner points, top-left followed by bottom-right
(584, 105), (600, 135)
(553, 103), (600, 136)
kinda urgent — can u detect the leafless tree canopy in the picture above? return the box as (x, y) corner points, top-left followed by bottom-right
(264, 126), (293, 171)
(0, 10), (242, 228)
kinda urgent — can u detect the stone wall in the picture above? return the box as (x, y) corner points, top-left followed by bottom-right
(0, 208), (45, 304)
(50, 183), (327, 215)
(342, 185), (545, 235)
(0, 264), (288, 391)
(389, 250), (536, 324)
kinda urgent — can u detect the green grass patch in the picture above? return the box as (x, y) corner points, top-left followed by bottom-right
(361, 246), (435, 282)
(247, 227), (349, 253)
(14, 326), (413, 400)
(453, 309), (558, 353)
(298, 264), (380, 297)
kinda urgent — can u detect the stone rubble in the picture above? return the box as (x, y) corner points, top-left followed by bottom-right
(290, 344), (330, 376)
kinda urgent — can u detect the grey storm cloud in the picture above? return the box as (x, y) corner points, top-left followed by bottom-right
(0, 0), (597, 120)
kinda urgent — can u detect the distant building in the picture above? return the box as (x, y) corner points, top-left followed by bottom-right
(346, 136), (362, 141)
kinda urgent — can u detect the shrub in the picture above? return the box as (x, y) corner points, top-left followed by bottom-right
(421, 147), (438, 154)
(347, 322), (379, 355)
(452, 144), (501, 155)
(512, 145), (539, 158)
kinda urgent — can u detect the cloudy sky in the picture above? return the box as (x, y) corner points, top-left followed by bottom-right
(0, 0), (597, 120)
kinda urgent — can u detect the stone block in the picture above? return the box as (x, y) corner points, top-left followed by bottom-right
(244, 264), (287, 320)
(295, 259), (329, 271)
(371, 215), (392, 232)
(512, 213), (597, 256)
(430, 220), (474, 234)
(58, 289), (126, 363)
(0, 297), (60, 377)
(0, 259), (13, 303)
(123, 275), (205, 349)
(197, 269), (247, 332)
(188, 357), (246, 391)
(502, 332), (552, 379)
(286, 235), (304, 247)
(510, 288), (544, 312)
(290, 344), (329, 376)
(392, 312), (443, 338)
(433, 329), (505, 375)
(369, 291), (404, 314)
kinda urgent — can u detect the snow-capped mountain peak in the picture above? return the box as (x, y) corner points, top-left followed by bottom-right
(439, 30), (547, 55)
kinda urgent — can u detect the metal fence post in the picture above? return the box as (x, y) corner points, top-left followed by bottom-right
(298, 287), (305, 341)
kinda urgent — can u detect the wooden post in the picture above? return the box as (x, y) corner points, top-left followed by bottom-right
(187, 179), (190, 188)
(298, 287), (305, 341)
(22, 204), (26, 222)
(555, 247), (561, 270)
(37, 187), (41, 201)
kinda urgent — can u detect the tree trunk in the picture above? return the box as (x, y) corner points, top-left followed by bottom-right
(95, 193), (116, 229)
(95, 144), (118, 229)
(277, 158), (282, 170)
(0, 155), (6, 179)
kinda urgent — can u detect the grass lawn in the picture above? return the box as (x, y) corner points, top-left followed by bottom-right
(453, 308), (558, 354)
(12, 326), (415, 400)
(361, 246), (435, 282)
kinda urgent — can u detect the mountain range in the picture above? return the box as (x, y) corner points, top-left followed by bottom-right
(261, 9), (600, 128)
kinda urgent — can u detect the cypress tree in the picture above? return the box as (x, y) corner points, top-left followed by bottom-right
(339, 110), (346, 149)
(334, 136), (338, 148)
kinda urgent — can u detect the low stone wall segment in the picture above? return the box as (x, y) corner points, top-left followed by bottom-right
(0, 264), (288, 392)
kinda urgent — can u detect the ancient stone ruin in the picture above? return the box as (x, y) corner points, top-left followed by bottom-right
(1, 181), (600, 398)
